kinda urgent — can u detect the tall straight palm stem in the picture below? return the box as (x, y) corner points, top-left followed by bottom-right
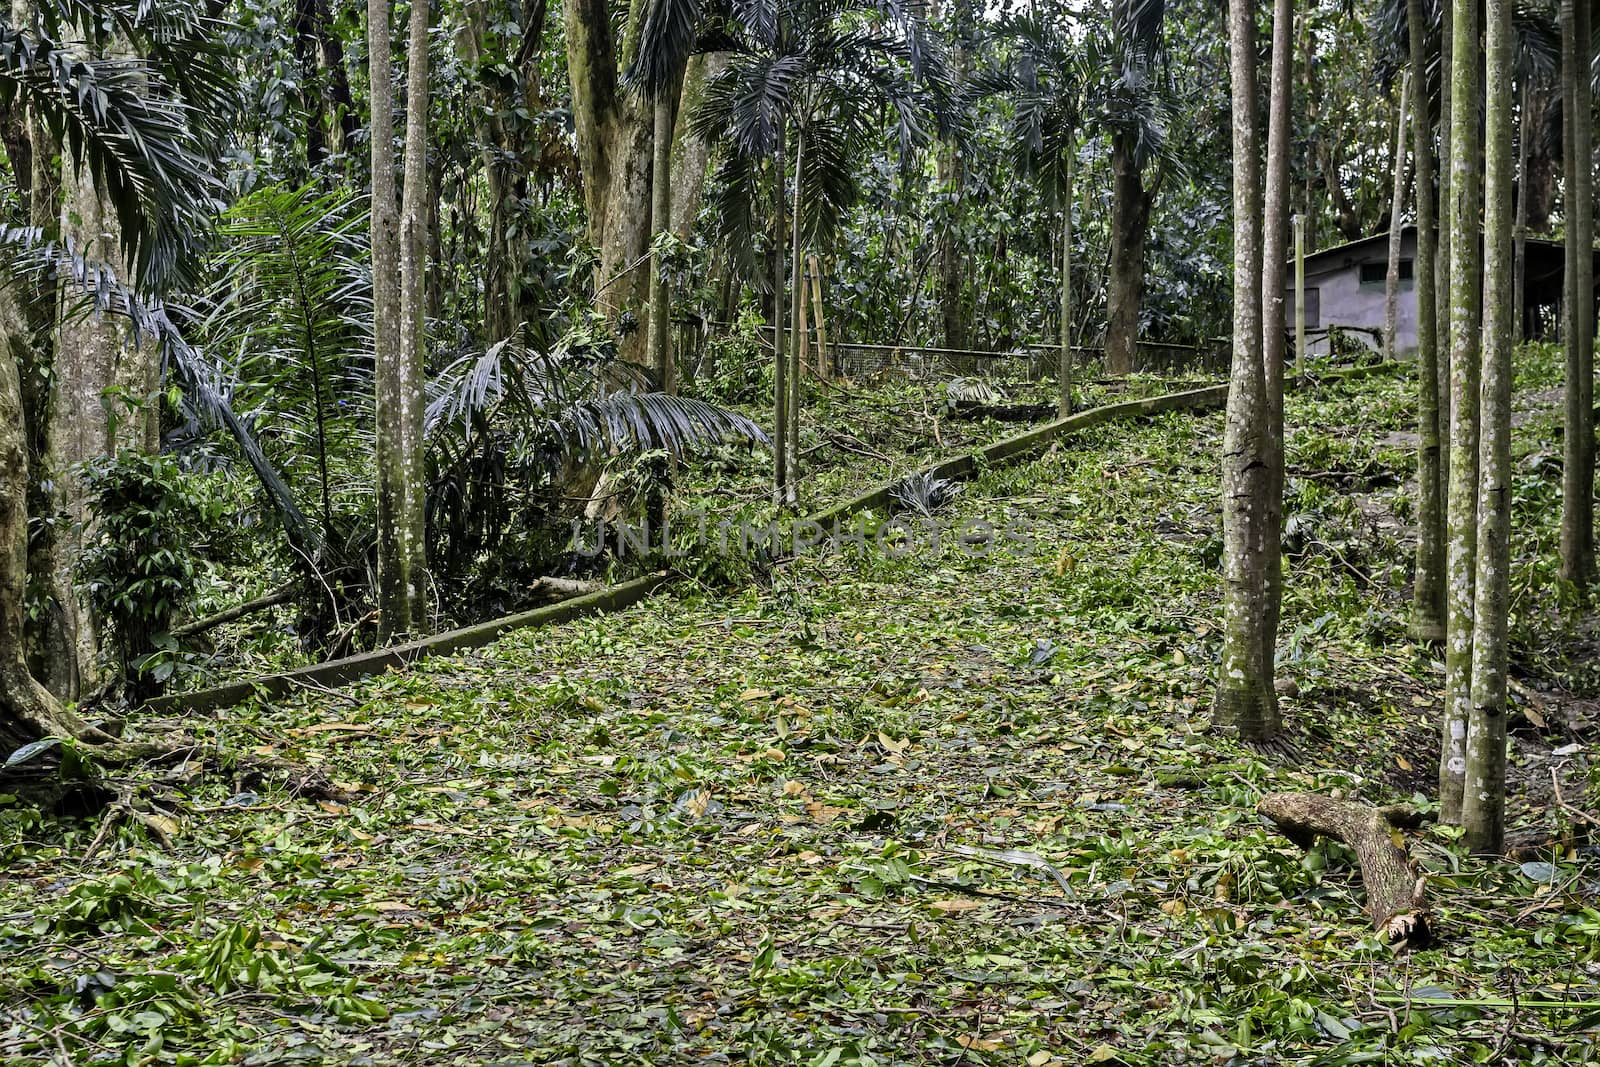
(1461, 0), (1514, 856)
(1559, 0), (1595, 587)
(1407, 0), (1445, 642)
(1259, 0), (1294, 681)
(398, 0), (431, 629)
(1384, 72), (1411, 362)
(1214, 0), (1279, 740)
(369, 0), (408, 640)
(787, 125), (805, 502)
(772, 118), (788, 507)
(1440, 0), (1483, 823)
(1058, 145), (1074, 419)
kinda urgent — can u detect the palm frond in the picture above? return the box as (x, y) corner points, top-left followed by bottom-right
(0, 20), (221, 290)
(625, 0), (703, 98)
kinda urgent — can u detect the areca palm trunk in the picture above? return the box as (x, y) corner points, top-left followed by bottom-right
(1058, 146), (1074, 419)
(1461, 0), (1514, 856)
(648, 92), (675, 394)
(1384, 72), (1410, 362)
(1560, 0), (1595, 587)
(1440, 0), (1483, 824)
(1215, 0), (1280, 741)
(1259, 0), (1293, 682)
(1407, 0), (1446, 643)
(787, 126), (805, 499)
(772, 119), (789, 506)
(370, 0), (409, 639)
(397, 0), (431, 631)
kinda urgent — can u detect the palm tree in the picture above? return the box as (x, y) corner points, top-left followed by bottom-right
(0, 2), (223, 753)
(692, 0), (961, 505)
(977, 11), (1091, 416)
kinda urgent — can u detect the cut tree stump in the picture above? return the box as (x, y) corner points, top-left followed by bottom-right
(1258, 791), (1433, 949)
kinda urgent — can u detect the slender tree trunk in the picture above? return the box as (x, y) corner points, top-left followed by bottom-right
(1560, 0), (1596, 587)
(1436, 0), (1453, 472)
(773, 121), (788, 506)
(1384, 72), (1411, 362)
(1513, 78), (1529, 343)
(648, 91), (675, 393)
(370, 0), (408, 640)
(1259, 0), (1293, 690)
(1440, 0), (1483, 824)
(1106, 132), (1151, 376)
(1215, 0), (1280, 741)
(808, 254), (831, 379)
(787, 127), (804, 500)
(1408, 0), (1446, 643)
(1058, 148), (1075, 419)
(1461, 0), (1514, 857)
(397, 0), (431, 630)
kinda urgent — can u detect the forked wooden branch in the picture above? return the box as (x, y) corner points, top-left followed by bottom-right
(1258, 791), (1433, 949)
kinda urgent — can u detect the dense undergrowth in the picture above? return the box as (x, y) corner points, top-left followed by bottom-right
(2, 352), (1597, 1065)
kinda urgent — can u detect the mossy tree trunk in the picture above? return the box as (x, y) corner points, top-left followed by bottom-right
(1440, 0), (1483, 824)
(1559, 0), (1596, 588)
(1105, 131), (1153, 377)
(647, 90), (676, 395)
(2, 289), (95, 752)
(1408, 0), (1446, 644)
(1215, 0), (1281, 741)
(1259, 0), (1293, 681)
(397, 0), (432, 631)
(370, 0), (409, 640)
(772, 117), (789, 506)
(566, 0), (659, 369)
(1461, 0), (1514, 857)
(1058, 146), (1074, 420)
(1383, 72), (1410, 362)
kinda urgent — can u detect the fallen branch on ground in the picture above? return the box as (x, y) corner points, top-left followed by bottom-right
(1257, 791), (1432, 949)
(172, 582), (298, 638)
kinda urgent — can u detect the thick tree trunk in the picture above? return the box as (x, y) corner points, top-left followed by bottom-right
(567, 0), (656, 368)
(669, 52), (726, 241)
(40, 147), (157, 701)
(1384, 73), (1410, 362)
(397, 0), (431, 629)
(1215, 0), (1280, 740)
(1560, 0), (1596, 587)
(1258, 793), (1432, 947)
(2, 288), (92, 752)
(370, 0), (409, 640)
(1105, 132), (1151, 377)
(1408, 0), (1446, 643)
(1440, 0), (1483, 824)
(1461, 0), (1514, 857)
(1259, 0), (1293, 682)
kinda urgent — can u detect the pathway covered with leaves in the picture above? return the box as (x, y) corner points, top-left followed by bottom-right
(3, 360), (1597, 1065)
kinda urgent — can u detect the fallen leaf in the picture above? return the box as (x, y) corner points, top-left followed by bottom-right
(928, 898), (983, 913)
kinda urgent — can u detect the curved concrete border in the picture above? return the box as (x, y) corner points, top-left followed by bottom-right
(149, 362), (1394, 717)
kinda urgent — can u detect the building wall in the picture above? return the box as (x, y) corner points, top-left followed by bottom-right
(1292, 232), (1419, 358)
